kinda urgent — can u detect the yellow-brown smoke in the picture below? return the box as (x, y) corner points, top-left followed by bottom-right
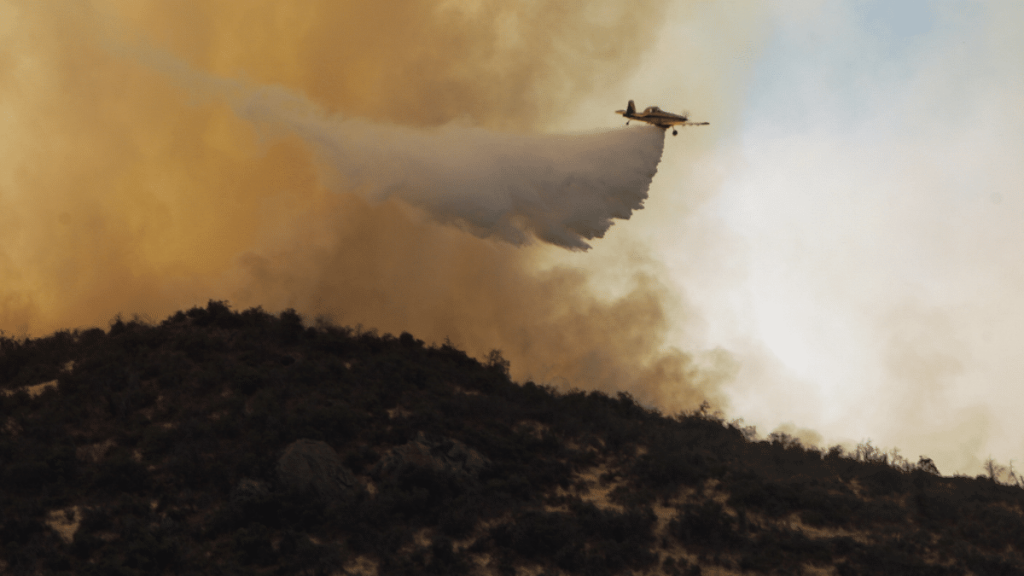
(0, 1), (735, 411)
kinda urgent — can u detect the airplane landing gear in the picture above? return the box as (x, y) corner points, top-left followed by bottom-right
(672, 128), (678, 136)
(626, 121), (630, 125)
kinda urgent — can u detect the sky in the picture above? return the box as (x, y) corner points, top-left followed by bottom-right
(734, 0), (1024, 476)
(598, 0), (1024, 475)
(1, 1), (1022, 476)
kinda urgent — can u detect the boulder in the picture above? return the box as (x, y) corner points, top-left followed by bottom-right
(276, 439), (359, 503)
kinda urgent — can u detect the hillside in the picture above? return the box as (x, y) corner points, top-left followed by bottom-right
(2, 301), (1024, 575)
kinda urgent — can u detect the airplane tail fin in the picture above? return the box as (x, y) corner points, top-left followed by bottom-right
(626, 100), (635, 115)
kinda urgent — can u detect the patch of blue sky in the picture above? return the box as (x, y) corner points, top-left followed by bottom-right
(740, 1), (984, 137)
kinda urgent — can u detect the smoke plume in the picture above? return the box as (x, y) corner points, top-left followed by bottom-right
(0, 1), (743, 412)
(236, 85), (665, 250)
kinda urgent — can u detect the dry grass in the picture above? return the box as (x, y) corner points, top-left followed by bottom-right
(551, 463), (624, 512)
(344, 555), (379, 576)
(2, 417), (21, 436)
(466, 552), (494, 574)
(46, 506), (80, 543)
(76, 439), (115, 463)
(512, 420), (549, 440)
(386, 406), (412, 419)
(801, 565), (839, 576)
(1, 379), (58, 397)
(783, 513), (871, 544)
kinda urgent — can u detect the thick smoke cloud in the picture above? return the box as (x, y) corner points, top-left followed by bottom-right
(687, 1), (1024, 474)
(0, 1), (737, 412)
(236, 85), (665, 249)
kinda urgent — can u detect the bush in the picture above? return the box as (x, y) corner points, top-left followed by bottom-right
(3, 460), (53, 493)
(233, 522), (276, 566)
(490, 503), (659, 576)
(94, 451), (150, 494)
(669, 501), (742, 548)
(492, 511), (580, 561)
(863, 465), (907, 496)
(632, 445), (710, 492)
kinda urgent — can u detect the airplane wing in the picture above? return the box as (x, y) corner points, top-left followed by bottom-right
(615, 101), (709, 132)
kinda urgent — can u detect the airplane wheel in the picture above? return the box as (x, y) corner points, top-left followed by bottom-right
(672, 129), (678, 136)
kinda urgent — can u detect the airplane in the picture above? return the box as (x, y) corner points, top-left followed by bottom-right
(615, 100), (709, 135)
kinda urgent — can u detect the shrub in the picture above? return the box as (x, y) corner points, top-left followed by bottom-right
(233, 522), (276, 566)
(863, 465), (907, 496)
(669, 501), (741, 548)
(3, 460), (53, 493)
(632, 445), (710, 492)
(94, 451), (150, 494)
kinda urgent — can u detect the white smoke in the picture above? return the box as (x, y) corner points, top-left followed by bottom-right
(236, 86), (666, 250)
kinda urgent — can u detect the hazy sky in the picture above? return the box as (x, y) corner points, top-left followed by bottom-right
(2, 1), (1022, 476)
(570, 0), (1024, 475)
(721, 1), (1023, 476)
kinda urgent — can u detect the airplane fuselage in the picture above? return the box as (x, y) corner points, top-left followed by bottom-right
(615, 100), (709, 134)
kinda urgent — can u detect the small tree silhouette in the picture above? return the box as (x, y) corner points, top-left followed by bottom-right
(915, 457), (940, 475)
(984, 457), (1007, 484)
(485, 349), (511, 376)
(853, 440), (887, 464)
(1008, 461), (1024, 488)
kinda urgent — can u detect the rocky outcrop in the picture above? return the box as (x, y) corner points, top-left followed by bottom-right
(372, 431), (489, 481)
(276, 439), (359, 503)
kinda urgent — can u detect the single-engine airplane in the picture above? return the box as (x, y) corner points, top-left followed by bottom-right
(615, 100), (709, 135)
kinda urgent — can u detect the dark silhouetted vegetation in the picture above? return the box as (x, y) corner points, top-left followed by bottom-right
(1, 300), (1023, 574)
